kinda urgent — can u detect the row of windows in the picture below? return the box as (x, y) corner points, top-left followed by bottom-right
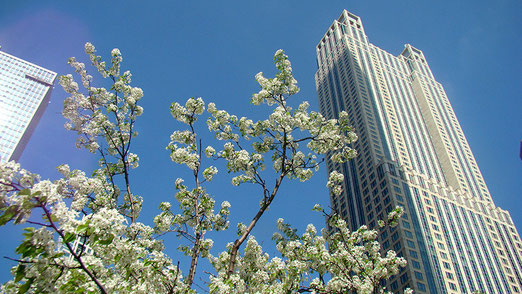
(434, 195), (519, 292)
(376, 57), (445, 180)
(0, 52), (56, 81)
(418, 75), (489, 201)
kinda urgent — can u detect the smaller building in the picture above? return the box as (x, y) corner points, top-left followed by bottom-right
(0, 50), (57, 163)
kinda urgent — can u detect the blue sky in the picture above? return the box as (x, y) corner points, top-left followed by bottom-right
(1, 0), (521, 284)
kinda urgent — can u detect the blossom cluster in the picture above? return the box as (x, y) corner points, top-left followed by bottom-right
(327, 170), (345, 196)
(203, 52), (357, 188)
(0, 46), (408, 294)
(58, 42), (145, 222)
(0, 44), (192, 293)
(170, 49), (361, 287)
(59, 43), (143, 157)
(208, 206), (410, 294)
(166, 96), (236, 286)
(0, 160), (188, 293)
(251, 49), (299, 106)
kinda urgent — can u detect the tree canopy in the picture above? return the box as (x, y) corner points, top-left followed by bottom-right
(0, 43), (410, 294)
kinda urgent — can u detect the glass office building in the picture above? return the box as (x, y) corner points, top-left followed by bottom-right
(315, 10), (522, 293)
(0, 50), (56, 163)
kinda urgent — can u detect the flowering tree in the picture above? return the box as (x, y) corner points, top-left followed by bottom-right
(0, 44), (410, 293)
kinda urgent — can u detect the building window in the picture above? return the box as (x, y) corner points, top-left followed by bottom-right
(400, 273), (408, 283)
(403, 221), (410, 229)
(449, 283), (457, 290)
(417, 282), (426, 292)
(390, 281), (398, 291)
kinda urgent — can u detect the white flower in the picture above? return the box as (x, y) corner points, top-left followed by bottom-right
(111, 48), (121, 56)
(56, 164), (70, 176)
(327, 171), (344, 196)
(84, 42), (95, 54)
(205, 146), (216, 158)
(203, 166), (218, 182)
(169, 145), (199, 170)
(221, 201), (231, 209)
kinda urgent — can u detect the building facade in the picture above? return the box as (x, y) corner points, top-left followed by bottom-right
(0, 50), (56, 163)
(315, 10), (522, 293)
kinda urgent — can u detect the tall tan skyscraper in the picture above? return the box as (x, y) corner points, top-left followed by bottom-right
(0, 50), (56, 163)
(315, 10), (521, 293)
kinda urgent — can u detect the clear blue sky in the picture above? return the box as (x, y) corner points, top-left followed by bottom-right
(1, 0), (521, 284)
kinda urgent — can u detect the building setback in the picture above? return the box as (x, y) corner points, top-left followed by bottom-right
(315, 10), (522, 293)
(0, 50), (56, 163)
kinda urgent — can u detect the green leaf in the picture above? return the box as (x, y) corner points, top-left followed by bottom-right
(54, 252), (65, 258)
(18, 244), (36, 258)
(14, 264), (25, 283)
(14, 212), (28, 225)
(76, 222), (90, 234)
(18, 189), (31, 196)
(36, 195), (47, 203)
(17, 277), (34, 294)
(15, 242), (26, 255)
(63, 233), (76, 243)
(0, 207), (17, 225)
(22, 199), (36, 210)
(98, 235), (114, 245)
(49, 214), (58, 223)
(21, 227), (34, 237)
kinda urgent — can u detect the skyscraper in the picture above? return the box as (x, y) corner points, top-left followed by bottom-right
(315, 10), (522, 293)
(0, 50), (56, 163)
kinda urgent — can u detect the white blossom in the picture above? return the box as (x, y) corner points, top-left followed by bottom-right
(205, 146), (216, 157)
(327, 170), (344, 196)
(0, 47), (405, 294)
(203, 166), (218, 181)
